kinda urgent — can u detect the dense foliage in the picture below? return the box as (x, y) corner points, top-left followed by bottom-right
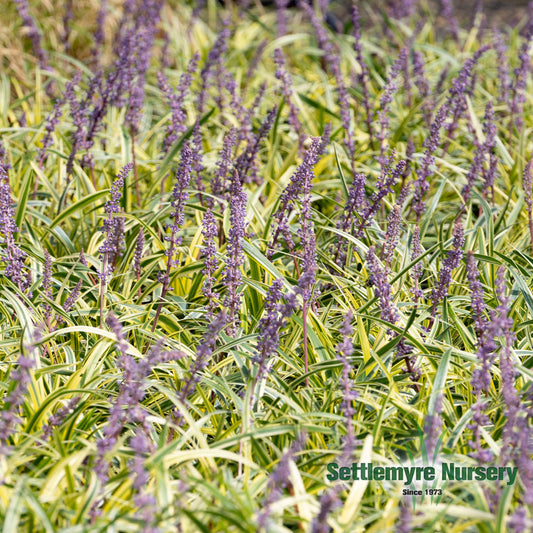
(1, 0), (533, 531)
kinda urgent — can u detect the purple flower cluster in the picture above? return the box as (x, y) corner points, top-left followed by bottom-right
(430, 221), (465, 316)
(41, 397), (80, 441)
(234, 105), (277, 186)
(424, 394), (443, 462)
(351, 5), (374, 146)
(482, 102), (498, 200)
(0, 164), (31, 293)
(201, 209), (219, 317)
(0, 354), (35, 454)
(366, 246), (399, 330)
(251, 279), (296, 405)
(257, 432), (306, 530)
(158, 53), (199, 153)
(13, 0), (48, 70)
(336, 310), (357, 455)
(222, 171), (248, 337)
(152, 145), (193, 331)
(274, 49), (303, 149)
(410, 227), (424, 303)
(196, 22), (231, 115)
(134, 228), (144, 282)
(377, 47), (409, 164)
(523, 159), (533, 245)
(269, 134), (329, 259)
(210, 127), (236, 207)
(175, 312), (228, 424)
(42, 249), (53, 327)
(94, 314), (183, 524)
(99, 164), (132, 285)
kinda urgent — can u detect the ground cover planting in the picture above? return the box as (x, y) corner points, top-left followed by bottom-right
(0, 0), (533, 531)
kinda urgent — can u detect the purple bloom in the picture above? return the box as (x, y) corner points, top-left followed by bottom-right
(175, 312), (227, 425)
(430, 221), (465, 316)
(92, 0), (107, 65)
(466, 251), (486, 339)
(134, 228), (144, 281)
(461, 133), (488, 204)
(269, 134), (329, 259)
(410, 226), (424, 303)
(275, 0), (289, 36)
(42, 249), (53, 326)
(311, 486), (342, 533)
(439, 0), (459, 41)
(0, 353), (35, 453)
(396, 500), (413, 533)
(196, 22), (231, 115)
(158, 53), (199, 153)
(210, 127), (236, 207)
(412, 50), (432, 122)
(99, 164), (132, 284)
(524, 159), (533, 246)
(257, 433), (306, 530)
(222, 170), (248, 337)
(13, 0), (49, 70)
(509, 32), (532, 135)
(274, 49), (303, 149)
(38, 95), (66, 167)
(62, 0), (74, 51)
(42, 397), (80, 441)
(251, 279), (296, 406)
(351, 5), (374, 147)
(377, 47), (409, 164)
(201, 209), (219, 317)
(356, 159), (405, 239)
(366, 246), (399, 331)
(61, 280), (82, 315)
(234, 106), (277, 186)
(494, 30), (511, 106)
(152, 145), (193, 331)
(424, 394), (443, 461)
(413, 104), (447, 219)
(381, 188), (408, 269)
(0, 164), (31, 293)
(333, 172), (368, 268)
(337, 310), (357, 455)
(482, 102), (498, 200)
(94, 314), (183, 516)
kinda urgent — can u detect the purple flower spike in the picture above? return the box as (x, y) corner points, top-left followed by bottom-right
(424, 394), (443, 461)
(222, 171), (248, 337)
(152, 145), (193, 332)
(337, 310), (357, 455)
(430, 221), (465, 316)
(201, 209), (219, 317)
(42, 249), (53, 326)
(410, 226), (424, 303)
(524, 159), (533, 246)
(351, 5), (374, 146)
(99, 164), (132, 284)
(14, 0), (49, 70)
(466, 251), (486, 339)
(159, 53), (199, 154)
(134, 228), (144, 281)
(269, 134), (329, 259)
(274, 49), (303, 149)
(0, 164), (31, 293)
(366, 246), (399, 331)
(0, 353), (35, 454)
(257, 433), (306, 530)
